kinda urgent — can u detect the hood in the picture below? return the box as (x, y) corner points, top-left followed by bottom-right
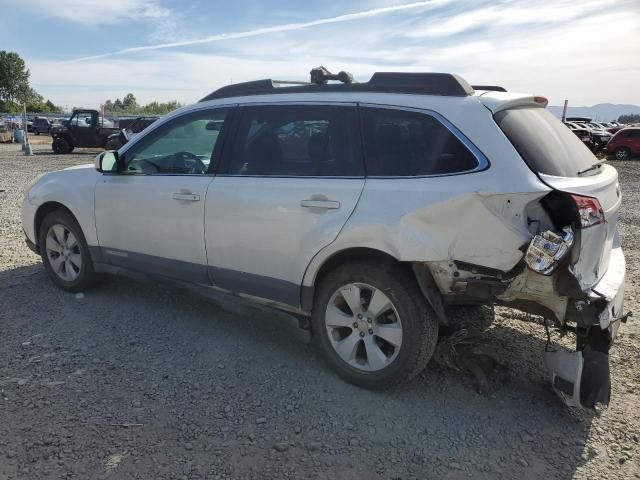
(63, 163), (94, 171)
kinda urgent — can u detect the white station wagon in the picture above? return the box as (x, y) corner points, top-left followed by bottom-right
(22, 70), (627, 409)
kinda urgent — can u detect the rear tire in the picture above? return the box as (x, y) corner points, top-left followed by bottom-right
(38, 210), (97, 292)
(312, 262), (438, 389)
(615, 147), (631, 161)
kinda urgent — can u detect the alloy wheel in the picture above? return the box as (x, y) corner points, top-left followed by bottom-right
(324, 283), (403, 372)
(45, 224), (82, 281)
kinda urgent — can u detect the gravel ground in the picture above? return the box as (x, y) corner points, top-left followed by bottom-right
(0, 142), (639, 480)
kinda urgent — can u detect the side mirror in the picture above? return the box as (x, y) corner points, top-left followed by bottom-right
(205, 121), (222, 131)
(95, 150), (120, 173)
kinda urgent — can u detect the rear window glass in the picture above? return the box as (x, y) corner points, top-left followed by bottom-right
(495, 108), (596, 177)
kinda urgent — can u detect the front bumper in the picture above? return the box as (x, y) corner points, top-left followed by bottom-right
(25, 232), (39, 254)
(545, 244), (627, 409)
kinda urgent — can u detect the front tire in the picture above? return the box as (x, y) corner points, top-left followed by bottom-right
(312, 262), (438, 389)
(52, 137), (72, 154)
(38, 210), (97, 292)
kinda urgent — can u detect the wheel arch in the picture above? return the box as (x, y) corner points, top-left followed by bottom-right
(301, 247), (410, 312)
(34, 202), (76, 247)
(53, 132), (72, 143)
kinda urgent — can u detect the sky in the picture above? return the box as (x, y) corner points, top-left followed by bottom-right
(1, 0), (639, 109)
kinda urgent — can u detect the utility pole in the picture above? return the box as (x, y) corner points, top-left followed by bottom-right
(23, 103), (33, 156)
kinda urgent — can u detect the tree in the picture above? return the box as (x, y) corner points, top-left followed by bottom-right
(0, 51), (30, 105)
(103, 93), (182, 115)
(0, 51), (63, 112)
(45, 100), (62, 113)
(122, 93), (137, 111)
(618, 114), (640, 124)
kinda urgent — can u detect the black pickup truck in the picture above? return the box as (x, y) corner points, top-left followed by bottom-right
(51, 109), (120, 154)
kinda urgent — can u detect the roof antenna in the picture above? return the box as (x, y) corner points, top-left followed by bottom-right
(310, 66), (354, 85)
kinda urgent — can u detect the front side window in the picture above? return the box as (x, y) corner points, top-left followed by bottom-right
(361, 107), (479, 176)
(227, 105), (362, 177)
(70, 112), (94, 128)
(125, 109), (229, 175)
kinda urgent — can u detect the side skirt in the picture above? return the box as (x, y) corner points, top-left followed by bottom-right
(90, 246), (310, 318)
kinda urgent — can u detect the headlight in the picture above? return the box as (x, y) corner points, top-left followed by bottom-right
(23, 173), (46, 202)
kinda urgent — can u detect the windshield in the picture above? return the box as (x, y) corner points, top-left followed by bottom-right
(495, 108), (598, 177)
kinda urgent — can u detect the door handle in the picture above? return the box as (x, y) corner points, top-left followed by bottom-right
(172, 192), (200, 202)
(300, 197), (341, 209)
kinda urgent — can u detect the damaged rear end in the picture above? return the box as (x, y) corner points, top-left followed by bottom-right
(491, 101), (628, 409)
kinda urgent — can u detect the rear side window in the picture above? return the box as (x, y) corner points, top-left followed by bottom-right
(495, 108), (596, 177)
(360, 107), (479, 176)
(227, 105), (362, 177)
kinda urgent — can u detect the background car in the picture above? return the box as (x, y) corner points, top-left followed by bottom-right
(105, 116), (159, 150)
(572, 121), (612, 150)
(32, 117), (53, 135)
(607, 127), (640, 160)
(564, 121), (591, 144)
(50, 109), (120, 153)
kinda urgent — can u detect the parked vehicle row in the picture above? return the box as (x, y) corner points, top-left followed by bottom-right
(564, 117), (612, 151)
(563, 117), (638, 157)
(22, 70), (626, 411)
(0, 114), (158, 151)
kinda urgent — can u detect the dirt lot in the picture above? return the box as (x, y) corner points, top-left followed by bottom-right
(1, 142), (639, 480)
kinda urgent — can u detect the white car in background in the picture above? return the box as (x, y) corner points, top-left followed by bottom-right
(22, 71), (626, 410)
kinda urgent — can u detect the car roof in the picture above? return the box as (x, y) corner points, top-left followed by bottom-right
(200, 73), (476, 101)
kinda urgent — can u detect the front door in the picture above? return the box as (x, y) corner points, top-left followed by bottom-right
(68, 111), (100, 147)
(95, 107), (232, 282)
(205, 104), (365, 308)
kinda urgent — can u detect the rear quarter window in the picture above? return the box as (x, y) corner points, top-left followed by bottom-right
(361, 107), (479, 176)
(494, 108), (597, 177)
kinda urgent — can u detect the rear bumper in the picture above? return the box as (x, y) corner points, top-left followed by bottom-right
(588, 242), (626, 332)
(546, 243), (627, 409)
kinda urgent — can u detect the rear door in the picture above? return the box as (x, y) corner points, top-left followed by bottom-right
(494, 107), (622, 288)
(205, 103), (365, 308)
(629, 129), (640, 154)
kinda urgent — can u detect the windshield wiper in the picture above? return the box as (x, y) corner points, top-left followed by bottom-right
(577, 162), (604, 176)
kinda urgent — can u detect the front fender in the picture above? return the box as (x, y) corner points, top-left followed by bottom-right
(23, 167), (100, 247)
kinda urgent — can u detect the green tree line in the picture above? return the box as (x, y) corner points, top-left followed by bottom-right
(0, 51), (63, 113)
(618, 114), (640, 124)
(103, 93), (182, 115)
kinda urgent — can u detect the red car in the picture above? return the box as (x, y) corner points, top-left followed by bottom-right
(607, 127), (640, 160)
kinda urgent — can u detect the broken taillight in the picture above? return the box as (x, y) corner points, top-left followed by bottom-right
(525, 227), (574, 275)
(570, 195), (604, 228)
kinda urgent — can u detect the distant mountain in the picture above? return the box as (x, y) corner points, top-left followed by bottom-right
(548, 103), (640, 121)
